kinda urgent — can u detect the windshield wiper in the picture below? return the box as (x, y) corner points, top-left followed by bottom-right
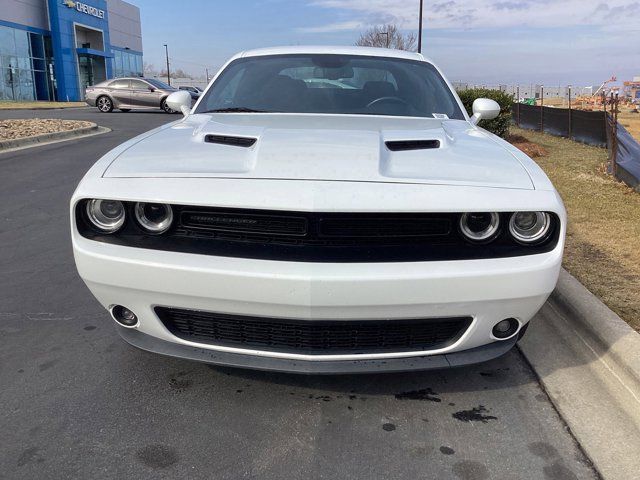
(203, 107), (270, 113)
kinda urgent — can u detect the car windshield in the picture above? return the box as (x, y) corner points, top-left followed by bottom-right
(195, 54), (464, 119)
(146, 78), (173, 89)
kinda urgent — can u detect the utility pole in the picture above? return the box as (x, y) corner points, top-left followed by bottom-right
(418, 0), (424, 53)
(205, 68), (209, 83)
(163, 44), (170, 86)
(378, 31), (389, 48)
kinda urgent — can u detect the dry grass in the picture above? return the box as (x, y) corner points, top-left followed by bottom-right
(511, 127), (640, 332)
(0, 101), (85, 110)
(617, 109), (640, 143)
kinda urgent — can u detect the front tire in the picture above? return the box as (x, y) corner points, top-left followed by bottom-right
(97, 96), (113, 113)
(161, 99), (174, 114)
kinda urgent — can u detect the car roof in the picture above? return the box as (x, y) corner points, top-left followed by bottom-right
(108, 77), (156, 82)
(238, 45), (429, 63)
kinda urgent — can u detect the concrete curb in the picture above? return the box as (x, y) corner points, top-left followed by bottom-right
(0, 106), (88, 111)
(0, 123), (99, 151)
(520, 269), (640, 479)
(552, 268), (640, 390)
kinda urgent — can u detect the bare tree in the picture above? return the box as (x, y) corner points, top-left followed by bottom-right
(356, 24), (417, 51)
(143, 62), (157, 76)
(159, 68), (191, 79)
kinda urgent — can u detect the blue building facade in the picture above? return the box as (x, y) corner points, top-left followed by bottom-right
(0, 0), (142, 101)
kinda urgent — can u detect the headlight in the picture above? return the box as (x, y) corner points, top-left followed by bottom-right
(134, 203), (173, 234)
(459, 212), (500, 242)
(86, 199), (125, 233)
(509, 211), (551, 244)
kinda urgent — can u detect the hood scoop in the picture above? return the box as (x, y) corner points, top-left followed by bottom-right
(205, 134), (257, 148)
(385, 139), (441, 151)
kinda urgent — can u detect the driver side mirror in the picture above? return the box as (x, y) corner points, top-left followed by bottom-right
(148, 86), (156, 92)
(470, 98), (501, 125)
(166, 90), (192, 116)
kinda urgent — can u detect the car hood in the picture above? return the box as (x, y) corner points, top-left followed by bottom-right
(102, 114), (534, 190)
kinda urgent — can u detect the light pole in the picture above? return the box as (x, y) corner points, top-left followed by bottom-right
(418, 0), (424, 53)
(163, 44), (170, 86)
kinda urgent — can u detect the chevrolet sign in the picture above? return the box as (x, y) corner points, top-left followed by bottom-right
(63, 0), (105, 19)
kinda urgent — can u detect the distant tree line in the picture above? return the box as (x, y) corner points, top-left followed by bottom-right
(356, 24), (417, 51)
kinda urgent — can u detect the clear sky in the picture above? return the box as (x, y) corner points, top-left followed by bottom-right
(135, 0), (640, 87)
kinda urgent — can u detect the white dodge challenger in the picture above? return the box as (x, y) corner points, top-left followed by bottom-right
(71, 46), (565, 373)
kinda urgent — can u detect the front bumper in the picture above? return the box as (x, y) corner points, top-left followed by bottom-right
(118, 325), (519, 374)
(73, 232), (562, 369)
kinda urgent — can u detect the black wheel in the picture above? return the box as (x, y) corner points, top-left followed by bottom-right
(161, 99), (174, 114)
(97, 96), (113, 113)
(120, 109), (131, 112)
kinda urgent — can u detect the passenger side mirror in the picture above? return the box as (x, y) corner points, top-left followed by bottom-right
(166, 90), (192, 116)
(470, 98), (501, 125)
(148, 86), (156, 92)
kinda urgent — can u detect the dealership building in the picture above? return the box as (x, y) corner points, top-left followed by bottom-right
(0, 0), (142, 101)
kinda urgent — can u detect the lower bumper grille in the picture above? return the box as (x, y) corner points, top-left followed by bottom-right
(155, 307), (472, 355)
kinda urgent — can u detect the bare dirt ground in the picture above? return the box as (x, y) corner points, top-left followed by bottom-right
(510, 127), (640, 331)
(0, 119), (93, 141)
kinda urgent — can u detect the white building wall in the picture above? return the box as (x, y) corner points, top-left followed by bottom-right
(107, 0), (142, 51)
(0, 0), (48, 30)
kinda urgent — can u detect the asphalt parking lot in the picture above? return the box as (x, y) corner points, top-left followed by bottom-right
(0, 107), (599, 479)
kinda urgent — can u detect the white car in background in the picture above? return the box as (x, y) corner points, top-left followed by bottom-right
(71, 46), (565, 373)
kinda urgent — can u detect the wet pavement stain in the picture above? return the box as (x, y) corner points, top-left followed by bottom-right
(382, 423), (396, 432)
(440, 446), (455, 455)
(395, 388), (441, 402)
(452, 406), (497, 423)
(168, 378), (191, 393)
(135, 444), (179, 469)
(529, 442), (559, 460)
(38, 359), (58, 372)
(452, 460), (490, 480)
(17, 447), (42, 467)
(543, 461), (579, 480)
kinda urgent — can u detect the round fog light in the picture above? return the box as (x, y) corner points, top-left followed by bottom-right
(492, 318), (519, 339)
(112, 305), (138, 327)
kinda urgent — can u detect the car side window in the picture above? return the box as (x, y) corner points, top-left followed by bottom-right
(130, 80), (149, 90)
(110, 79), (130, 89)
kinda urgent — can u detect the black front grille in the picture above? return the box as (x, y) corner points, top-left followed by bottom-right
(76, 203), (561, 262)
(155, 307), (472, 355)
(178, 208), (452, 245)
